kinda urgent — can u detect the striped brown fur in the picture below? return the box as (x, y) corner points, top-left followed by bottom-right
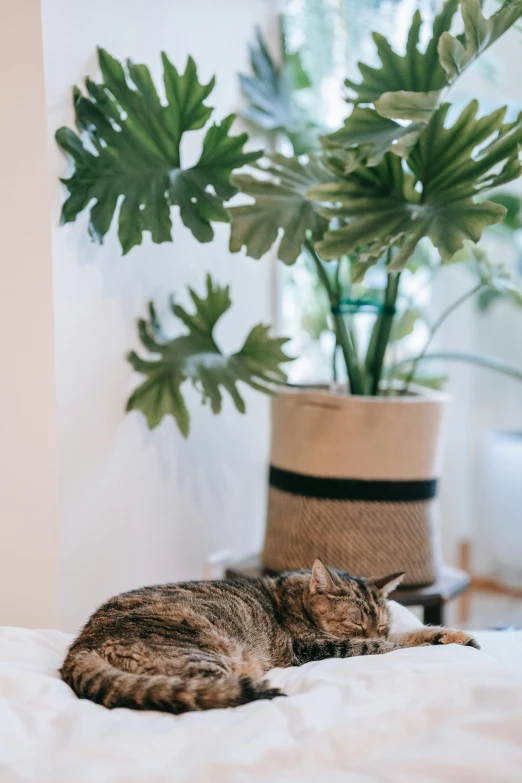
(61, 559), (478, 713)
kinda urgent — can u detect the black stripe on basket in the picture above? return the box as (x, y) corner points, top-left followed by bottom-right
(269, 465), (437, 502)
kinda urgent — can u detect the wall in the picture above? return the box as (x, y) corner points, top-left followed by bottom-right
(41, 0), (278, 632)
(0, 0), (61, 628)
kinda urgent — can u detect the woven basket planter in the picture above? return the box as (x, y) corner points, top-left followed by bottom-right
(262, 387), (448, 587)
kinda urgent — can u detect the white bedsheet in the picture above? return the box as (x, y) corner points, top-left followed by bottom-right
(1, 602), (522, 783)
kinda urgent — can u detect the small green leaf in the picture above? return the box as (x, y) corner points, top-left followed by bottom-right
(390, 362), (449, 390)
(488, 192), (522, 230)
(285, 51), (311, 91)
(393, 307), (423, 341)
(457, 240), (522, 309)
(126, 275), (292, 434)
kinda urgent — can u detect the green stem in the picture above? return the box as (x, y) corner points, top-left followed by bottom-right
(401, 282), (483, 394)
(368, 261), (401, 396)
(305, 239), (363, 394)
(337, 314), (364, 393)
(390, 351), (522, 384)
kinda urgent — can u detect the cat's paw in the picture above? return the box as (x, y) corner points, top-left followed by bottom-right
(431, 630), (480, 649)
(254, 684), (286, 701)
(238, 677), (286, 704)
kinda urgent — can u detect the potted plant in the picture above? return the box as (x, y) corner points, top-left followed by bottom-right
(56, 0), (522, 586)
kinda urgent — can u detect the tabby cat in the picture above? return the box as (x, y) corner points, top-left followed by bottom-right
(61, 559), (478, 713)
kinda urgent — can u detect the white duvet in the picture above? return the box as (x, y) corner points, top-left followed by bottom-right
(1, 603), (522, 783)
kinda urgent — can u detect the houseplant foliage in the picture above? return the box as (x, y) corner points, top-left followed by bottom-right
(56, 49), (291, 435)
(55, 48), (261, 253)
(238, 25), (321, 154)
(230, 0), (522, 396)
(56, 0), (522, 435)
(127, 275), (291, 436)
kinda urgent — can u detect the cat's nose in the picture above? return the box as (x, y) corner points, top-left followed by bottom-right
(365, 628), (380, 639)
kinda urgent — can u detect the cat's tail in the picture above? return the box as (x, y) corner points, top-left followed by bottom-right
(60, 649), (283, 714)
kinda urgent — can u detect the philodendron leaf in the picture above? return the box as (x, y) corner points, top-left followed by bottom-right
(452, 241), (522, 309)
(341, 0), (522, 151)
(229, 154), (335, 264)
(56, 49), (261, 254)
(239, 28), (319, 155)
(239, 29), (297, 133)
(322, 2), (459, 167)
(309, 152), (418, 262)
(374, 91), (442, 123)
(345, 2), (459, 106)
(438, 0), (522, 81)
(323, 108), (424, 167)
(488, 192), (522, 231)
(392, 307), (424, 342)
(310, 101), (522, 272)
(126, 274), (291, 435)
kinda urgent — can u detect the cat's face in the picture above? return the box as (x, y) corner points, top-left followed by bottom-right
(303, 559), (405, 640)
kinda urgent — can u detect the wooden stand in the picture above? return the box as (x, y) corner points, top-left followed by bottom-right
(225, 555), (470, 626)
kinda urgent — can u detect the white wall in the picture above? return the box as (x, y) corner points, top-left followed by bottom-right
(0, 0), (61, 628)
(40, 0), (278, 632)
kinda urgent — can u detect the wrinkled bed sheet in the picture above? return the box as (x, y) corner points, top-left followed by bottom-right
(1, 602), (521, 783)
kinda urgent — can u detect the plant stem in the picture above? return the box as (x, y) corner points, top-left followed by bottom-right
(368, 260), (401, 396)
(401, 281), (483, 394)
(392, 351), (522, 383)
(304, 239), (364, 394)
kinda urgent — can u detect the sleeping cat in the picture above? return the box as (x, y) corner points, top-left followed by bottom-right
(61, 559), (478, 714)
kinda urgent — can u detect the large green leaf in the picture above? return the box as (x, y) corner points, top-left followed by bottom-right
(56, 49), (261, 254)
(229, 154), (335, 264)
(310, 101), (522, 270)
(320, 4), (459, 167)
(438, 0), (522, 81)
(239, 28), (319, 154)
(345, 2), (459, 107)
(309, 153), (418, 262)
(126, 275), (291, 435)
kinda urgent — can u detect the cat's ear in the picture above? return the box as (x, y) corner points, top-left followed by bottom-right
(370, 572), (405, 597)
(310, 559), (338, 595)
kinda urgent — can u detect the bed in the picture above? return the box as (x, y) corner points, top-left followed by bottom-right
(1, 602), (521, 782)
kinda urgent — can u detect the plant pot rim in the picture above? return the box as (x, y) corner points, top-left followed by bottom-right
(279, 383), (450, 405)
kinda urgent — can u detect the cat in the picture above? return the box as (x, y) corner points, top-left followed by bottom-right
(60, 559), (479, 714)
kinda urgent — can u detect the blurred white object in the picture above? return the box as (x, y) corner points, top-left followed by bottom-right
(481, 431), (522, 587)
(202, 550), (232, 580)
